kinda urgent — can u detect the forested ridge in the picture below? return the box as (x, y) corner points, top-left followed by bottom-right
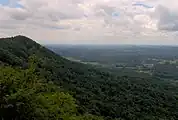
(0, 36), (178, 120)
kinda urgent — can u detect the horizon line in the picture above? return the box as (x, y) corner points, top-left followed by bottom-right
(44, 43), (178, 47)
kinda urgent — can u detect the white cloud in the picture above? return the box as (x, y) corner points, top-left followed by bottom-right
(0, 0), (178, 44)
(153, 5), (178, 31)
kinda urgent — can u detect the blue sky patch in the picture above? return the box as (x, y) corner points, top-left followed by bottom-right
(0, 0), (9, 6)
(0, 0), (23, 8)
(112, 12), (120, 17)
(132, 2), (154, 8)
(14, 3), (23, 8)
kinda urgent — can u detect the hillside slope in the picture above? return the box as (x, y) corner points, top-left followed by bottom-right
(0, 61), (103, 120)
(0, 36), (178, 120)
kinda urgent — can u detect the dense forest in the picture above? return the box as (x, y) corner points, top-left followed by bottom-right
(1, 36), (178, 120)
(0, 57), (102, 120)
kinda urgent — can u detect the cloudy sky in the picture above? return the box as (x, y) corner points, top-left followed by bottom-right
(0, 0), (178, 45)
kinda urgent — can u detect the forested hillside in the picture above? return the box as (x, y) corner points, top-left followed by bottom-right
(0, 57), (103, 120)
(1, 36), (178, 120)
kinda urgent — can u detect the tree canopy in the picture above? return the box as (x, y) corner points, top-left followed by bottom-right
(0, 36), (178, 120)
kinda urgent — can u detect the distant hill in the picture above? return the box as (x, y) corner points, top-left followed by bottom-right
(0, 35), (178, 120)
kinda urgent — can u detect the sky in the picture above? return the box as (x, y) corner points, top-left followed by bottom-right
(0, 0), (178, 45)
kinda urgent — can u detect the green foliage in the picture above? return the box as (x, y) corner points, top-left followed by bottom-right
(1, 36), (178, 120)
(0, 60), (103, 120)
